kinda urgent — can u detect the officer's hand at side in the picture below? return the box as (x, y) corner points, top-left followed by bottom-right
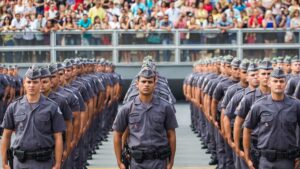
(62, 150), (68, 161)
(3, 164), (11, 169)
(52, 164), (61, 169)
(167, 162), (174, 169)
(246, 158), (255, 169)
(118, 163), (126, 169)
(294, 159), (300, 169)
(239, 151), (245, 160)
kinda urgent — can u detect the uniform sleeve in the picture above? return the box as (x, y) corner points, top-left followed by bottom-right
(164, 104), (178, 130)
(293, 83), (300, 99)
(112, 105), (129, 132)
(80, 86), (90, 102)
(285, 78), (296, 96)
(225, 94), (239, 118)
(203, 81), (211, 94)
(75, 92), (86, 112)
(221, 89), (232, 109)
(213, 83), (224, 101)
(51, 106), (66, 133)
(243, 104), (260, 129)
(69, 93), (80, 112)
(1, 104), (15, 130)
(60, 99), (74, 121)
(236, 96), (250, 119)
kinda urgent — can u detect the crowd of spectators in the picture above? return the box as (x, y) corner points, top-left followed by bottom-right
(0, 0), (299, 62)
(1, 0), (300, 33)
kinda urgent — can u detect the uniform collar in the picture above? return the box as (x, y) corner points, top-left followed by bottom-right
(20, 94), (46, 105)
(134, 95), (159, 105)
(265, 94), (292, 105)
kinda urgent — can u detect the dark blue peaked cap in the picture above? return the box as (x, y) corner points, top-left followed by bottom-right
(138, 67), (156, 78)
(40, 66), (52, 78)
(25, 65), (41, 80)
(270, 67), (286, 79)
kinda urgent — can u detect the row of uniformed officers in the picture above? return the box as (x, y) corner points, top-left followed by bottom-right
(184, 55), (300, 169)
(0, 58), (122, 169)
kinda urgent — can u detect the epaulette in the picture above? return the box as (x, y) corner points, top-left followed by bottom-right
(14, 95), (24, 102)
(244, 89), (255, 96)
(253, 95), (268, 104)
(158, 95), (173, 105)
(46, 97), (59, 105)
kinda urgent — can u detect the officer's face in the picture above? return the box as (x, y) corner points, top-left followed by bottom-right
(283, 63), (291, 73)
(247, 71), (259, 88)
(24, 77), (41, 95)
(258, 69), (272, 87)
(231, 66), (240, 79)
(8, 69), (14, 76)
(3, 69), (8, 74)
(269, 77), (286, 94)
(137, 77), (156, 96)
(291, 62), (300, 73)
(225, 64), (232, 76)
(50, 73), (60, 88)
(65, 68), (73, 80)
(40, 77), (51, 93)
(239, 69), (247, 82)
(58, 70), (65, 85)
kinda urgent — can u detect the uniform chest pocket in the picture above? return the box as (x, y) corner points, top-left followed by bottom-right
(34, 112), (51, 133)
(260, 113), (273, 128)
(14, 114), (26, 132)
(129, 114), (142, 132)
(152, 114), (165, 131)
(285, 114), (297, 131)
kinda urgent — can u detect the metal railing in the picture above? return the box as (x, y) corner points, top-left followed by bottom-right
(0, 28), (299, 65)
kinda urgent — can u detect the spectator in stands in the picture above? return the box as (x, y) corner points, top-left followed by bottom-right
(160, 14), (173, 62)
(11, 12), (25, 46)
(78, 13), (92, 45)
(62, 14), (77, 45)
(14, 0), (25, 16)
(187, 14), (201, 61)
(131, 0), (146, 16)
(165, 1), (181, 24)
(88, 0), (106, 23)
(195, 2), (208, 26)
(134, 16), (146, 61)
(24, 0), (36, 16)
(107, 1), (121, 20)
(248, 8), (263, 28)
(76, 3), (87, 21)
(34, 0), (44, 15)
(159, 1), (168, 14)
(109, 14), (120, 29)
(288, 0), (300, 13)
(262, 10), (277, 57)
(181, 1), (193, 16)
(272, 0), (283, 16)
(234, 0), (246, 12)
(48, 3), (58, 19)
(32, 13), (47, 45)
(217, 13), (233, 54)
(120, 15), (131, 62)
(101, 15), (111, 29)
(0, 17), (14, 62)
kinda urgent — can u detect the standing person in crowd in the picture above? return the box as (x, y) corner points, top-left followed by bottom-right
(243, 68), (300, 169)
(88, 0), (106, 23)
(1, 66), (65, 169)
(113, 66), (178, 169)
(159, 14), (173, 62)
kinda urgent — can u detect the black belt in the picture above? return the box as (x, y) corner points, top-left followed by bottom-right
(254, 148), (299, 162)
(14, 148), (53, 162)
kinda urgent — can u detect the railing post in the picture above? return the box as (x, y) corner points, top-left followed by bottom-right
(237, 29), (243, 59)
(112, 31), (118, 64)
(175, 30), (180, 64)
(50, 31), (56, 63)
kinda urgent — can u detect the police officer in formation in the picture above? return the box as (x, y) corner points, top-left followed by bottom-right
(1, 58), (123, 169)
(113, 57), (178, 169)
(184, 55), (300, 169)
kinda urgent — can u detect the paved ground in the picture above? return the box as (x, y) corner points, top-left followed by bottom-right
(87, 103), (215, 169)
(0, 103), (215, 169)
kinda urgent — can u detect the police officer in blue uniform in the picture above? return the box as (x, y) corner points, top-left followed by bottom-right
(243, 67), (300, 169)
(113, 66), (178, 169)
(1, 66), (66, 169)
(234, 59), (273, 168)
